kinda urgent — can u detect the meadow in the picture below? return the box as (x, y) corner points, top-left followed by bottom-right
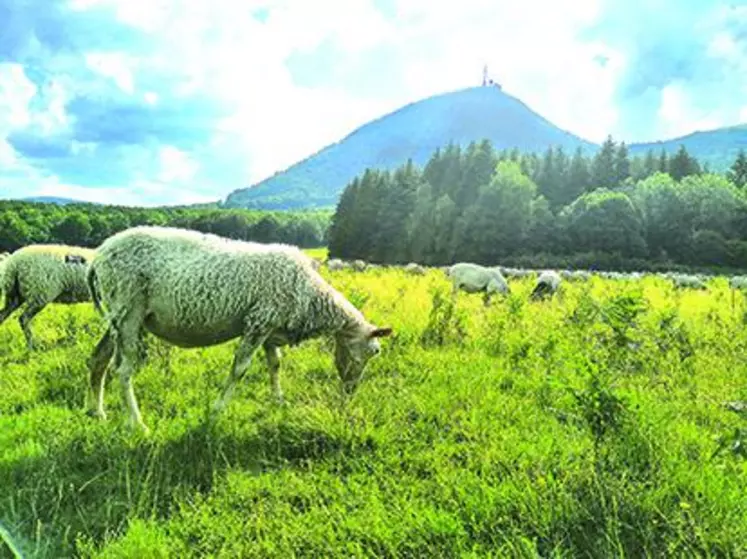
(1, 254), (746, 558)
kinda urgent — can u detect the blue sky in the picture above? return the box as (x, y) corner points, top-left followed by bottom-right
(0, 0), (745, 206)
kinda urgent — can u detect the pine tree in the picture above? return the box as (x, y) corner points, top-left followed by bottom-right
(727, 149), (747, 188)
(668, 145), (700, 181)
(614, 141), (631, 186)
(643, 150), (658, 178)
(327, 177), (361, 259)
(658, 149), (668, 174)
(567, 146), (591, 200)
(591, 135), (617, 190)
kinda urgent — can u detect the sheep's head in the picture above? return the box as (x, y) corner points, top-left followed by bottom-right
(334, 323), (392, 394)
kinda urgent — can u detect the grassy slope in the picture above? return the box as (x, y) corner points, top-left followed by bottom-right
(223, 86), (597, 210)
(1, 264), (746, 557)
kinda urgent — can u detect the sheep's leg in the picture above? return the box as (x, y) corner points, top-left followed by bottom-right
(0, 298), (21, 327)
(211, 333), (264, 415)
(482, 291), (491, 307)
(86, 328), (115, 420)
(263, 342), (283, 403)
(18, 298), (46, 350)
(112, 310), (148, 433)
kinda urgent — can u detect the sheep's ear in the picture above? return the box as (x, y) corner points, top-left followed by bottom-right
(369, 326), (393, 338)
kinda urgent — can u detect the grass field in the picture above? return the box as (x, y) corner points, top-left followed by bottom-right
(1, 262), (746, 558)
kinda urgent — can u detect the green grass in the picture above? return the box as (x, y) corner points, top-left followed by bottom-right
(1, 267), (746, 557)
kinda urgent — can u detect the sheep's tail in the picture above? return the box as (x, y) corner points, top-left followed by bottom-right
(87, 263), (103, 315)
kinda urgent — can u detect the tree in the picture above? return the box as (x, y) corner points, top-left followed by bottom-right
(561, 189), (647, 257)
(727, 149), (747, 188)
(591, 135), (617, 190)
(668, 145), (700, 181)
(614, 141), (631, 186)
(567, 146), (591, 199)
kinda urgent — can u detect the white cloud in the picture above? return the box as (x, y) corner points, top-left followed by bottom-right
(157, 146), (199, 183)
(0, 63), (37, 133)
(657, 82), (724, 137)
(85, 52), (136, 94)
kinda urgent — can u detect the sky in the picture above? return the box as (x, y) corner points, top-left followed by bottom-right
(0, 0), (745, 206)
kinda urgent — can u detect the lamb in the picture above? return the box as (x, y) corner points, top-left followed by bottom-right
(0, 244), (95, 349)
(84, 226), (393, 433)
(445, 262), (510, 306)
(530, 270), (562, 300)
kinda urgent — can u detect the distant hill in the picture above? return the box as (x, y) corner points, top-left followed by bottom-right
(223, 86), (598, 210)
(21, 196), (91, 205)
(224, 86), (747, 211)
(629, 124), (747, 171)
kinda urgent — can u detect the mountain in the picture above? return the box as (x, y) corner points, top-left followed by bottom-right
(223, 85), (747, 211)
(629, 124), (747, 170)
(223, 86), (598, 210)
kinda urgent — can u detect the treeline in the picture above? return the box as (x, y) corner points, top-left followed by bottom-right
(0, 202), (331, 252)
(327, 138), (747, 271)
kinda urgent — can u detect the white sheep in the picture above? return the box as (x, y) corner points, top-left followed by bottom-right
(404, 262), (425, 275)
(530, 270), (562, 300)
(85, 226), (393, 433)
(352, 259), (368, 272)
(445, 262), (510, 306)
(671, 273), (708, 290)
(326, 258), (347, 271)
(728, 276), (747, 290)
(0, 244), (96, 349)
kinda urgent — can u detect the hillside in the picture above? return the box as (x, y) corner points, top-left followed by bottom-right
(224, 86), (747, 211)
(20, 196), (89, 205)
(629, 124), (747, 170)
(223, 86), (598, 210)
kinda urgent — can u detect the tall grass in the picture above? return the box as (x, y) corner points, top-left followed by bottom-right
(1, 266), (745, 557)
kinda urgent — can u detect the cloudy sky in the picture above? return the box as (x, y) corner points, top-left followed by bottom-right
(0, 0), (745, 206)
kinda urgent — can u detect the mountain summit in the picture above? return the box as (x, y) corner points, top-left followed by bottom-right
(223, 86), (747, 211)
(223, 86), (597, 210)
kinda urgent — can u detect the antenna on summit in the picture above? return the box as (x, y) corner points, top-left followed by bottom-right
(482, 64), (488, 86)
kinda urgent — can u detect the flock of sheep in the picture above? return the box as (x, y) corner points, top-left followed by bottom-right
(0, 227), (392, 433)
(1, 227), (746, 433)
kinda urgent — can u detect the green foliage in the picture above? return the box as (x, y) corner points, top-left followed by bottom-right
(0, 202), (331, 251)
(328, 137), (747, 271)
(1, 268), (746, 557)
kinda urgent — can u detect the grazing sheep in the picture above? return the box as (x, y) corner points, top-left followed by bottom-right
(671, 273), (708, 290)
(404, 262), (425, 276)
(446, 262), (510, 306)
(352, 259), (368, 272)
(326, 258), (347, 271)
(530, 270), (562, 300)
(0, 244), (96, 349)
(85, 226), (393, 433)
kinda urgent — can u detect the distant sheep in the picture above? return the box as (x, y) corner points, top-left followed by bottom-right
(85, 226), (393, 433)
(729, 276), (747, 290)
(530, 270), (562, 300)
(404, 262), (425, 275)
(446, 262), (510, 306)
(352, 259), (368, 272)
(326, 258), (347, 271)
(0, 244), (96, 349)
(671, 274), (708, 290)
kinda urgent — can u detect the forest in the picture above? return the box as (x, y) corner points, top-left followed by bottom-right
(0, 201), (331, 252)
(327, 138), (747, 272)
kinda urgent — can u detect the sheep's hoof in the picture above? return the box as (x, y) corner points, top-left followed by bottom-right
(85, 408), (107, 421)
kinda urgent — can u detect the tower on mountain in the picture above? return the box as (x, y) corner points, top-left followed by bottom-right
(481, 64), (502, 90)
